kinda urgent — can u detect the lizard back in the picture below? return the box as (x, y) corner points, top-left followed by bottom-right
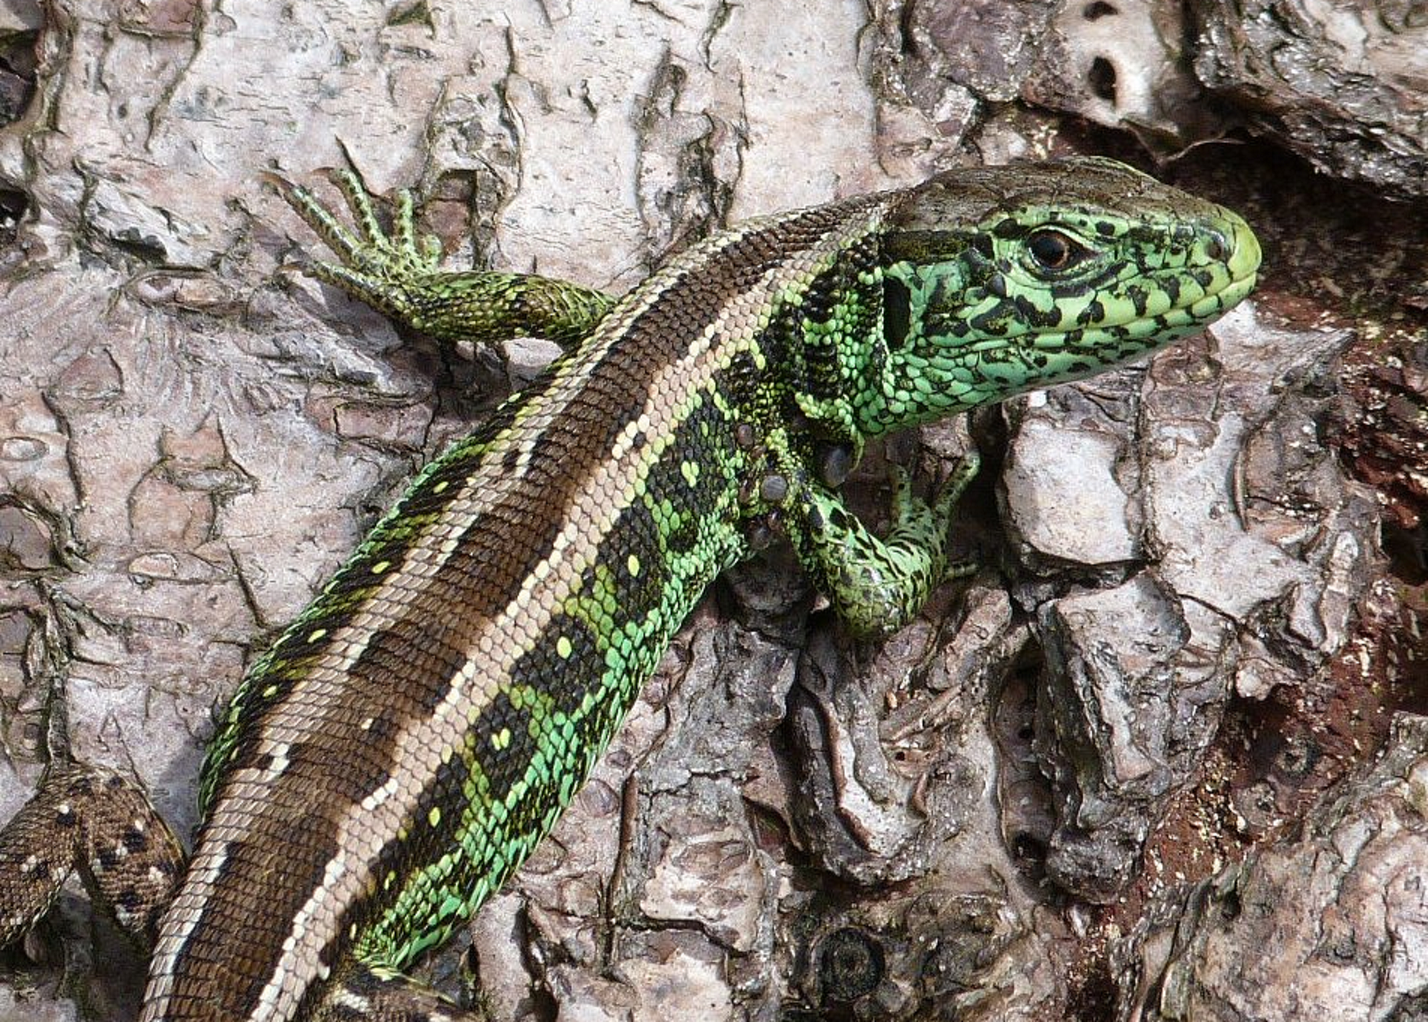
(139, 190), (893, 1022)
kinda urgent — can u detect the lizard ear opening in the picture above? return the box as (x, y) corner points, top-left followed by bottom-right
(883, 272), (911, 349)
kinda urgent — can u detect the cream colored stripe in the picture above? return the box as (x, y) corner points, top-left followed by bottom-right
(487, 211), (800, 487)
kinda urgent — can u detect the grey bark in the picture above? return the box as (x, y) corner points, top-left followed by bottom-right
(0, 1), (1421, 1020)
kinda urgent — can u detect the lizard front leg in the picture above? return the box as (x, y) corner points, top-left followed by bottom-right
(783, 448), (980, 638)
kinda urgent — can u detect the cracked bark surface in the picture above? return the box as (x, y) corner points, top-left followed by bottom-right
(1113, 714), (1428, 1021)
(1, 1), (1425, 1020)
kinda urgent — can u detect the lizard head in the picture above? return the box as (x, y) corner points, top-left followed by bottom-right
(862, 157), (1261, 434)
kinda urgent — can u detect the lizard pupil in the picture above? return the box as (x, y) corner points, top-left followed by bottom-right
(1027, 229), (1077, 270)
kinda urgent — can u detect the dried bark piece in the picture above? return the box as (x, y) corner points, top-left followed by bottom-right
(1194, 0), (1428, 199)
(1114, 713), (1428, 1021)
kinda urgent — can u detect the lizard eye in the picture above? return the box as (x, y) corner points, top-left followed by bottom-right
(1026, 230), (1088, 271)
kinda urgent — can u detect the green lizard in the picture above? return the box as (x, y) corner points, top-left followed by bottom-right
(0, 157), (1260, 1021)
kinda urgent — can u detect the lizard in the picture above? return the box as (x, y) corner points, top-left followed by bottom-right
(0, 156), (1261, 1021)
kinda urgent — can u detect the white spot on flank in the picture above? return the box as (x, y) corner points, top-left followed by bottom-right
(331, 987), (370, 1011)
(257, 742), (291, 784)
(361, 774), (399, 813)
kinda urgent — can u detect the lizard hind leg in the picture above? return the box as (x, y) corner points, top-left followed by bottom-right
(0, 764), (185, 950)
(315, 963), (492, 1022)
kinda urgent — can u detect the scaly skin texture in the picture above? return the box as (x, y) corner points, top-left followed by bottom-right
(0, 158), (1260, 1022)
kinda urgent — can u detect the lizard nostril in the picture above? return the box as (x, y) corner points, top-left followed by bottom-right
(1205, 230), (1229, 263)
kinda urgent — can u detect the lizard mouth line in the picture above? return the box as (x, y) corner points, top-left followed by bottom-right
(1131, 211), (1263, 326)
(1074, 213), (1263, 338)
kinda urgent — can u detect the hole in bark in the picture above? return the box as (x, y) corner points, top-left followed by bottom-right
(1088, 57), (1118, 103)
(1382, 519), (1428, 585)
(991, 643), (1056, 884)
(817, 927), (885, 1005)
(1011, 832), (1048, 874)
(0, 15), (40, 129)
(1083, 1), (1118, 18)
(1066, 959), (1118, 1021)
(1270, 733), (1322, 780)
(1218, 885), (1242, 921)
